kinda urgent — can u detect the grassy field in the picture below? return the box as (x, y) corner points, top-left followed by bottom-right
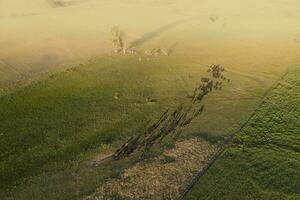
(1, 1), (300, 199)
(0, 54), (193, 187)
(0, 50), (293, 199)
(0, 52), (216, 200)
(185, 67), (300, 200)
(1, 31), (300, 199)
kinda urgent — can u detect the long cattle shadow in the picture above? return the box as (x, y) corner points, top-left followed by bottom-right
(129, 19), (186, 48)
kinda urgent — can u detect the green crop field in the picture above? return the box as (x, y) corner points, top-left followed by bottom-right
(185, 67), (300, 200)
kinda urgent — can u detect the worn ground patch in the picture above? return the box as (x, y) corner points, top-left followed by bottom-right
(85, 138), (218, 200)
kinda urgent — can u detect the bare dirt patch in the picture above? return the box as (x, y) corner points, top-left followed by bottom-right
(85, 138), (218, 200)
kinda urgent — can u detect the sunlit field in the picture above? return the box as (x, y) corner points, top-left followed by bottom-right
(0, 0), (300, 199)
(185, 67), (300, 200)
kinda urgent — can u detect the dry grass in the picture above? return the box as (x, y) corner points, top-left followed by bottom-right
(86, 138), (218, 200)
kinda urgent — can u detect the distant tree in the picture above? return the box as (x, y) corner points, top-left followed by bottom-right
(111, 26), (126, 53)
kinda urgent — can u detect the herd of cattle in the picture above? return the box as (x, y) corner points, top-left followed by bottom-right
(112, 64), (230, 160)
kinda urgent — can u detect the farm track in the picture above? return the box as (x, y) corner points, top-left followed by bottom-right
(177, 66), (292, 200)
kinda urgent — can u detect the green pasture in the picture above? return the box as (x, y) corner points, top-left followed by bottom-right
(185, 67), (300, 200)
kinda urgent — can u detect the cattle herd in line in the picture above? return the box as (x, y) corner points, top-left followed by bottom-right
(112, 64), (230, 160)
